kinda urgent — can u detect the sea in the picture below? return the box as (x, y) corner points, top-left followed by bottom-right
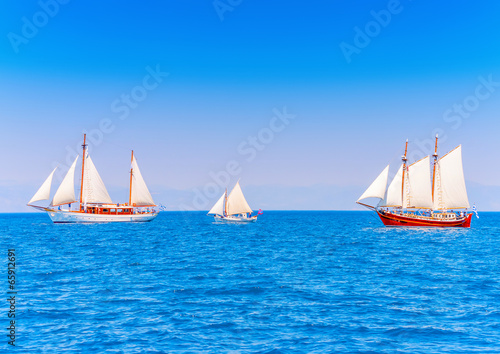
(1, 211), (500, 353)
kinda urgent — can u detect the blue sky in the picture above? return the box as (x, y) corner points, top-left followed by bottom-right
(1, 0), (500, 211)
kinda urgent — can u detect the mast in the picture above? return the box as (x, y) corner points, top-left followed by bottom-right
(129, 150), (134, 206)
(431, 134), (439, 201)
(224, 188), (227, 216)
(79, 134), (87, 209)
(401, 139), (408, 208)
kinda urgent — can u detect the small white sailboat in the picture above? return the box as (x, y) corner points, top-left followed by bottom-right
(27, 134), (158, 223)
(207, 181), (258, 222)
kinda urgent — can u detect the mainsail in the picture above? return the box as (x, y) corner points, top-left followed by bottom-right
(81, 153), (112, 204)
(28, 167), (57, 205)
(357, 165), (389, 202)
(226, 181), (252, 215)
(433, 145), (469, 210)
(208, 192), (226, 215)
(406, 156), (433, 208)
(380, 165), (404, 207)
(379, 158), (433, 209)
(51, 157), (79, 206)
(130, 155), (155, 206)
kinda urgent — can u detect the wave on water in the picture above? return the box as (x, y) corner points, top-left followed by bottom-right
(2, 211), (500, 352)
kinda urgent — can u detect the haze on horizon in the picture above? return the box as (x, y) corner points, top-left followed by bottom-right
(1, 0), (500, 212)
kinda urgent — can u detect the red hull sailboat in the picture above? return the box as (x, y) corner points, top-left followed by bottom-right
(357, 135), (472, 228)
(375, 209), (472, 227)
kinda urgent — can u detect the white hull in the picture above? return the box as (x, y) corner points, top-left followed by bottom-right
(47, 210), (158, 223)
(214, 215), (258, 223)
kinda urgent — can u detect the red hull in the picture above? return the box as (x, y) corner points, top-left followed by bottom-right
(377, 211), (472, 228)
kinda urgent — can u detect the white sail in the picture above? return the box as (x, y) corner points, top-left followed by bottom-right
(433, 145), (469, 210)
(406, 156), (433, 208)
(380, 164), (404, 207)
(227, 181), (252, 215)
(130, 155), (155, 206)
(357, 165), (389, 202)
(208, 192), (225, 215)
(28, 167), (57, 205)
(51, 157), (79, 206)
(82, 153), (113, 204)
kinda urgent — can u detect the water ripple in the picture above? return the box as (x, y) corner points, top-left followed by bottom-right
(1, 211), (500, 352)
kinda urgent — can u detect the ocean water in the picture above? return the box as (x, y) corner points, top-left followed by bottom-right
(2, 211), (500, 353)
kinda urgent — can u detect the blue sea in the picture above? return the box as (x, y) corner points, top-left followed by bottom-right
(2, 211), (500, 353)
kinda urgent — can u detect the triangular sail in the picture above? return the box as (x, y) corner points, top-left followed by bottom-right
(380, 165), (403, 207)
(357, 165), (389, 202)
(28, 167), (57, 205)
(81, 153), (112, 204)
(406, 156), (433, 208)
(208, 192), (225, 215)
(130, 155), (155, 206)
(227, 181), (252, 215)
(51, 157), (79, 206)
(433, 145), (469, 210)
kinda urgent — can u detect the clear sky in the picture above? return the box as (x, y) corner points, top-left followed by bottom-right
(1, 0), (500, 211)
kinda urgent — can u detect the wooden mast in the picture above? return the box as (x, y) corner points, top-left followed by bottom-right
(431, 134), (439, 201)
(224, 188), (227, 216)
(401, 139), (408, 208)
(129, 150), (134, 206)
(79, 134), (87, 210)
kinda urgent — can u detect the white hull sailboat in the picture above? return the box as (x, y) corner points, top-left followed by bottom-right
(27, 134), (158, 223)
(208, 181), (258, 222)
(213, 214), (257, 223)
(45, 209), (158, 223)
